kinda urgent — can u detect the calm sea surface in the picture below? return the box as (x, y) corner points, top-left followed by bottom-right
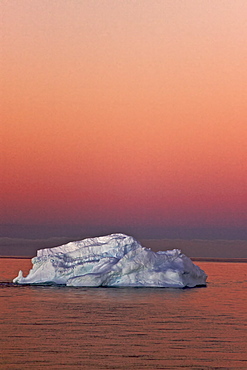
(0, 259), (246, 369)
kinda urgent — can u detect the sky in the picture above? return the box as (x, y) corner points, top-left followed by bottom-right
(1, 1), (247, 249)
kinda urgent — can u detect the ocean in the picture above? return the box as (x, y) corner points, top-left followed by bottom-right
(0, 259), (246, 369)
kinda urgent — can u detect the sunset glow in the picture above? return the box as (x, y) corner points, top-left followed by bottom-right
(1, 1), (246, 236)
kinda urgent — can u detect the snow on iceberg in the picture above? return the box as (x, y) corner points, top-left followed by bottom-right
(13, 233), (207, 288)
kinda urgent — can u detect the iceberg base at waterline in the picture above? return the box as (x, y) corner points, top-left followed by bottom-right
(13, 233), (207, 288)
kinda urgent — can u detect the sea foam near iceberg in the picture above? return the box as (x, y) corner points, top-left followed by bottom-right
(13, 233), (207, 288)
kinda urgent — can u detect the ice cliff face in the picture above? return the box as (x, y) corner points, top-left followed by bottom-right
(13, 233), (207, 288)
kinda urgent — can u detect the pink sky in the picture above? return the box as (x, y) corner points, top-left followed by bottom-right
(1, 1), (246, 237)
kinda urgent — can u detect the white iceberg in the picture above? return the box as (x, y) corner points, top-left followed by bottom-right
(13, 233), (207, 288)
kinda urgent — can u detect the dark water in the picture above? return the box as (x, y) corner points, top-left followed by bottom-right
(0, 259), (246, 369)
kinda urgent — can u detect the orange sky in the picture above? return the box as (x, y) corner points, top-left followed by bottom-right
(1, 1), (247, 235)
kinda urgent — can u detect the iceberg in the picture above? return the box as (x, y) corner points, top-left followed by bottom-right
(13, 233), (207, 288)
